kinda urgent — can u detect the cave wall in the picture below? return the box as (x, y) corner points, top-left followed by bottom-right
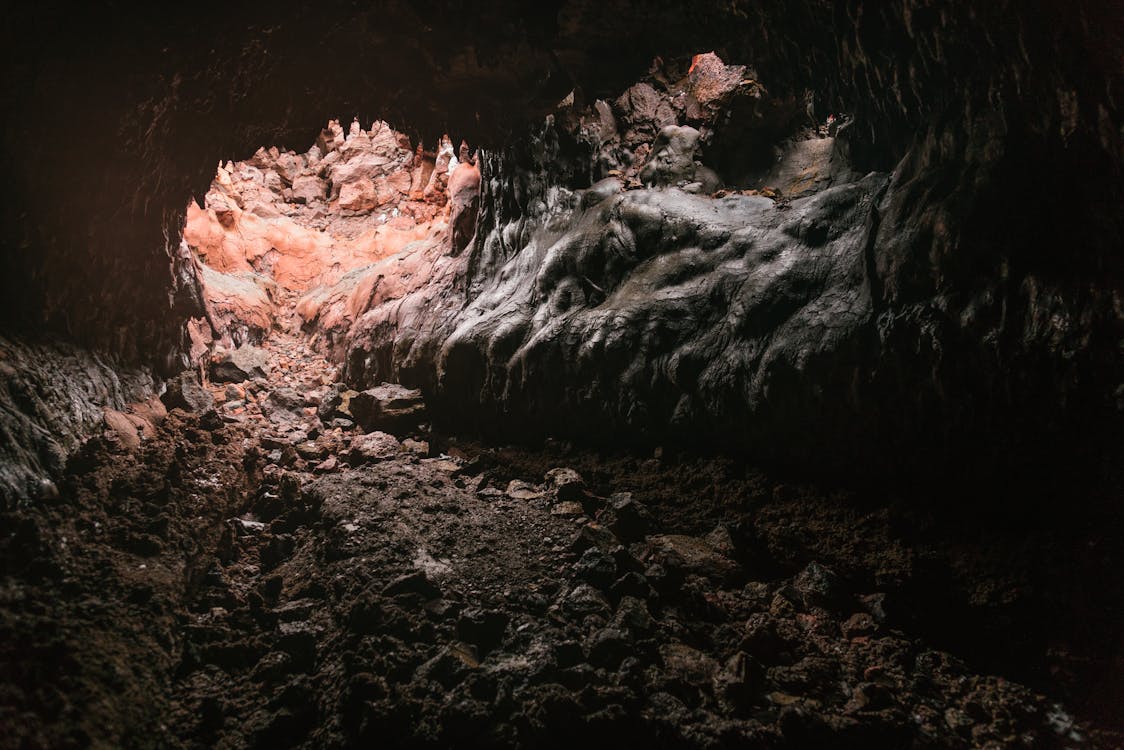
(0, 0), (1121, 495)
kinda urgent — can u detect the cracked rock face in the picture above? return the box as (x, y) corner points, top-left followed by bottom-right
(331, 55), (1119, 486)
(0, 1), (1120, 494)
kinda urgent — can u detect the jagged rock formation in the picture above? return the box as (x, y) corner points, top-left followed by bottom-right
(0, 337), (157, 504)
(326, 54), (1120, 489)
(181, 118), (470, 379)
(0, 0), (1120, 495)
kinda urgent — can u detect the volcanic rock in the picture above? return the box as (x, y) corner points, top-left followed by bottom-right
(162, 371), (215, 413)
(349, 384), (426, 434)
(212, 345), (271, 383)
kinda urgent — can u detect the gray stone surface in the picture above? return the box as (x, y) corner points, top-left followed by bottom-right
(0, 336), (156, 505)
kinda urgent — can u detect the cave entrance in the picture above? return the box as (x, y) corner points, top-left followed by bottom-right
(180, 118), (477, 417)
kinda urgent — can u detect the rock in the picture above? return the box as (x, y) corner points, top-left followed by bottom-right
(550, 501), (584, 517)
(714, 651), (765, 711)
(659, 643), (719, 684)
(585, 627), (631, 669)
(274, 152), (304, 185)
(211, 345), (271, 383)
(103, 409), (142, 450)
(644, 534), (741, 584)
(568, 523), (620, 554)
(314, 456), (339, 473)
(638, 124), (722, 192)
(841, 612), (878, 639)
(505, 480), (544, 501)
(448, 162), (480, 255)
(609, 572), (656, 603)
(129, 397), (167, 428)
(544, 467), (584, 501)
(793, 561), (848, 611)
(455, 608), (508, 653)
(338, 178), (378, 212)
(572, 547), (618, 589)
(612, 596), (654, 632)
(402, 438), (429, 456)
(382, 571), (441, 599)
(561, 584), (612, 618)
(261, 388), (305, 425)
(290, 175), (327, 204)
(294, 441), (327, 460)
(162, 371), (215, 413)
(348, 383), (426, 433)
(597, 492), (651, 542)
(347, 431), (401, 464)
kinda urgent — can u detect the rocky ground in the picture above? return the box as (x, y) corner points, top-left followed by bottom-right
(1, 297), (1121, 749)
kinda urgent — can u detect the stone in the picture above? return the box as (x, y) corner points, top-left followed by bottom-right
(294, 441), (327, 460)
(659, 643), (719, 684)
(338, 178), (378, 212)
(550, 501), (585, 517)
(261, 388), (304, 425)
(585, 627), (631, 669)
(561, 584), (612, 618)
(382, 571), (441, 599)
(638, 124), (722, 192)
(544, 467), (584, 501)
(793, 561), (848, 610)
(103, 409), (141, 450)
(290, 175), (327, 204)
(841, 612), (878, 639)
(612, 596), (654, 632)
(573, 547), (618, 589)
(348, 383), (426, 433)
(313, 455), (339, 473)
(162, 371), (215, 413)
(505, 480), (544, 501)
(714, 651), (765, 711)
(597, 492), (651, 542)
(455, 608), (508, 653)
(402, 438), (429, 456)
(644, 534), (741, 584)
(211, 345), (271, 383)
(347, 431), (401, 464)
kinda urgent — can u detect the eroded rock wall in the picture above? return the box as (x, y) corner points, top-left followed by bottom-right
(333, 47), (1121, 488)
(0, 0), (1119, 497)
(0, 337), (157, 505)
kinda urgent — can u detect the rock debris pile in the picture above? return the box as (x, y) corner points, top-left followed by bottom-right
(3, 310), (1118, 747)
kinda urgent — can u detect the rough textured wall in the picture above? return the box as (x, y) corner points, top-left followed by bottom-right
(0, 0), (1120, 492)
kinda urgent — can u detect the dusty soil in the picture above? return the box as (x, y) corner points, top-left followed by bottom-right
(2, 315), (1121, 749)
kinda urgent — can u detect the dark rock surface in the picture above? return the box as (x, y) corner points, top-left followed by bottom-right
(0, 0), (1118, 496)
(2, 375), (1121, 747)
(330, 47), (1120, 491)
(211, 345), (272, 383)
(0, 336), (156, 506)
(348, 383), (427, 434)
(161, 371), (214, 414)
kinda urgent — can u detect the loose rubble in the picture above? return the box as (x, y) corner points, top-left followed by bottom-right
(2, 307), (1121, 747)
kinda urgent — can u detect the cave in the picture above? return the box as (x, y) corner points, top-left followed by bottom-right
(1, 2), (1121, 748)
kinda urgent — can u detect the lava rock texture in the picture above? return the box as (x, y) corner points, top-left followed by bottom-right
(2, 0), (1121, 491)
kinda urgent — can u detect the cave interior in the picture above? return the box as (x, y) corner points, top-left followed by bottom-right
(0, 1), (1122, 748)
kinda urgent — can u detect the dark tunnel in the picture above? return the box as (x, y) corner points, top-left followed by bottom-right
(0, 1), (1121, 746)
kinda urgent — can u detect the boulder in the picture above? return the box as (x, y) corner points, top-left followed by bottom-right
(349, 383), (426, 433)
(347, 431), (402, 464)
(290, 175), (327, 204)
(162, 371), (214, 413)
(211, 345), (271, 383)
(261, 388), (305, 425)
(338, 178), (378, 212)
(639, 124), (722, 192)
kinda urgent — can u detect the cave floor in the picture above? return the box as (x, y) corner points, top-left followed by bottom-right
(1, 319), (1121, 749)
